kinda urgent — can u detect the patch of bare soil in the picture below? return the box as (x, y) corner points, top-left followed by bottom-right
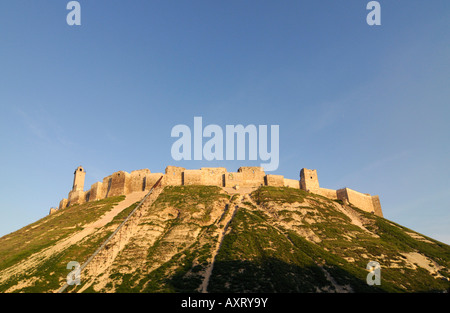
(400, 252), (444, 277)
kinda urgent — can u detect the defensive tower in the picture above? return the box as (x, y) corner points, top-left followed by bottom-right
(72, 166), (86, 192)
(300, 168), (319, 192)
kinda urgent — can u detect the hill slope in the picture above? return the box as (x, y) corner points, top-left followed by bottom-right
(0, 186), (449, 293)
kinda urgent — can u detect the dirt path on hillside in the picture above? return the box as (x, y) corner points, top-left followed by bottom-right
(0, 192), (147, 290)
(199, 196), (241, 293)
(76, 188), (163, 293)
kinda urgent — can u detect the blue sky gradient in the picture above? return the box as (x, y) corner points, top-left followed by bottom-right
(0, 1), (449, 243)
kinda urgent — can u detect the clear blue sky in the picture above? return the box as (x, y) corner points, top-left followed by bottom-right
(0, 1), (449, 243)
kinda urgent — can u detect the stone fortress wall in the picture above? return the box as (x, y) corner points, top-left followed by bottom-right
(56, 166), (383, 217)
(300, 169), (383, 217)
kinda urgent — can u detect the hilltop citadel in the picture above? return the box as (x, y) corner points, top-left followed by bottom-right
(53, 166), (383, 217)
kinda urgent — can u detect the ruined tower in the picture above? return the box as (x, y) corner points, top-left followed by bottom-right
(300, 168), (319, 192)
(72, 166), (86, 192)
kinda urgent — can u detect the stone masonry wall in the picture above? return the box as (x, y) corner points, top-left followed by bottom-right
(265, 174), (285, 187)
(57, 166), (382, 217)
(224, 171), (244, 187)
(183, 170), (203, 185)
(317, 187), (338, 200)
(371, 195), (383, 217)
(200, 167), (227, 186)
(89, 182), (103, 201)
(145, 173), (165, 191)
(102, 175), (112, 198)
(59, 198), (68, 210)
(237, 167), (266, 187)
(284, 178), (299, 189)
(108, 171), (131, 197)
(67, 190), (86, 206)
(129, 169), (151, 193)
(336, 188), (383, 217)
(163, 166), (185, 186)
(300, 168), (320, 192)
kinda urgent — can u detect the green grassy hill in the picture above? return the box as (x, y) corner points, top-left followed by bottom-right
(0, 186), (448, 293)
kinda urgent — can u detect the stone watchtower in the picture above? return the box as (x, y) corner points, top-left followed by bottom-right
(300, 168), (319, 192)
(72, 166), (86, 192)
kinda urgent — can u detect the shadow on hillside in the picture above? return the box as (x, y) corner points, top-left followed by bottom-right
(164, 258), (386, 293)
(205, 258), (387, 293)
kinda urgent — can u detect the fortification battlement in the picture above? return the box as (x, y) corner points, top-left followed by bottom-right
(55, 166), (382, 217)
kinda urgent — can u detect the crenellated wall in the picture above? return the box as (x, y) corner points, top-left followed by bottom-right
(57, 166), (382, 217)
